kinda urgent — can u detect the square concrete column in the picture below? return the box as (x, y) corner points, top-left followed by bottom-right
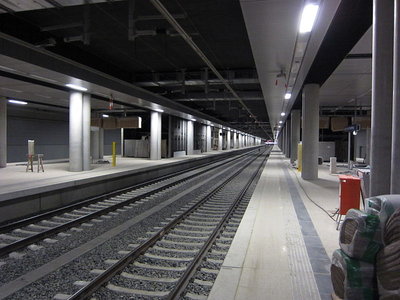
(218, 128), (223, 150)
(99, 128), (104, 159)
(285, 120), (291, 158)
(69, 92), (83, 172)
(187, 120), (194, 155)
(82, 94), (91, 171)
(370, 0), (394, 196)
(90, 127), (100, 160)
(0, 97), (6, 168)
(226, 131), (231, 150)
(301, 84), (320, 180)
(290, 110), (301, 163)
(150, 111), (162, 160)
(392, 0), (400, 193)
(206, 125), (212, 152)
(233, 131), (237, 148)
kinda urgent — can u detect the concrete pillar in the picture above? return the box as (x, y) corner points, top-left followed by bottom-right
(206, 125), (212, 152)
(226, 131), (231, 150)
(82, 94), (91, 171)
(187, 120), (194, 155)
(150, 111), (162, 160)
(370, 0), (394, 196)
(99, 128), (104, 159)
(291, 110), (301, 163)
(69, 91), (83, 172)
(168, 115), (172, 157)
(392, 0), (400, 193)
(301, 84), (320, 180)
(0, 98), (6, 168)
(218, 128), (223, 150)
(285, 120), (291, 158)
(120, 128), (124, 157)
(233, 132), (237, 148)
(90, 128), (100, 160)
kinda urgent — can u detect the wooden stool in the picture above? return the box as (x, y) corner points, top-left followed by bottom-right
(26, 154), (34, 172)
(37, 154), (44, 172)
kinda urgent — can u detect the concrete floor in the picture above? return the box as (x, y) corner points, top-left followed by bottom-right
(209, 147), (351, 300)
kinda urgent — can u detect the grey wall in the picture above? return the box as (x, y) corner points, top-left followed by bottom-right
(7, 108), (121, 163)
(8, 115), (69, 162)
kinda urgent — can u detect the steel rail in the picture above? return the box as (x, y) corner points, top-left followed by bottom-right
(0, 149), (255, 233)
(67, 149), (268, 300)
(0, 150), (259, 258)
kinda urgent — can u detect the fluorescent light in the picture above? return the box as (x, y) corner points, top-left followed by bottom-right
(278, 125), (281, 128)
(279, 121), (283, 124)
(190, 118), (196, 122)
(102, 114), (109, 118)
(65, 83), (88, 92)
(284, 93), (291, 100)
(281, 112), (286, 116)
(8, 99), (27, 105)
(153, 108), (164, 113)
(299, 4), (319, 33)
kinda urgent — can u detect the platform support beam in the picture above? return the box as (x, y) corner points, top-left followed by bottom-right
(392, 0), (400, 193)
(99, 128), (104, 159)
(291, 110), (301, 163)
(218, 128), (223, 150)
(285, 119), (291, 158)
(301, 84), (320, 180)
(370, 0), (394, 196)
(206, 125), (212, 152)
(82, 94), (91, 171)
(0, 97), (6, 168)
(69, 92), (82, 172)
(187, 120), (194, 155)
(150, 111), (162, 160)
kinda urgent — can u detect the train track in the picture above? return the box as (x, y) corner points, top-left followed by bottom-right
(0, 149), (261, 258)
(55, 149), (268, 300)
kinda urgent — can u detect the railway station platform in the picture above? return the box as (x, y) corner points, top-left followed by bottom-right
(0, 147), (258, 224)
(209, 147), (344, 300)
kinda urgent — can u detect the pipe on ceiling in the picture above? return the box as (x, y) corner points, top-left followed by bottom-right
(149, 0), (271, 138)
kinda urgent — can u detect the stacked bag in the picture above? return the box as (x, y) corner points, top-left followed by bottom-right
(331, 195), (400, 299)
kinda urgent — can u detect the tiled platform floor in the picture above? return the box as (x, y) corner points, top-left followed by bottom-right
(209, 147), (347, 300)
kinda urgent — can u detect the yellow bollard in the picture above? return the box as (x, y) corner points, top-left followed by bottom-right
(297, 142), (302, 172)
(112, 142), (116, 167)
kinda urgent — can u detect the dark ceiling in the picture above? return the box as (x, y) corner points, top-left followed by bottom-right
(0, 0), (271, 138)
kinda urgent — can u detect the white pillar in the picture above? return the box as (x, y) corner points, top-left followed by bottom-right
(371, 0), (394, 196)
(69, 92), (83, 172)
(392, 0), (400, 193)
(233, 132), (237, 148)
(206, 125), (212, 152)
(90, 128), (100, 160)
(218, 128), (223, 150)
(226, 131), (231, 150)
(187, 120), (194, 155)
(302, 84), (320, 180)
(291, 110), (301, 163)
(0, 98), (6, 168)
(99, 128), (104, 159)
(150, 111), (162, 160)
(82, 94), (91, 171)
(120, 128), (124, 157)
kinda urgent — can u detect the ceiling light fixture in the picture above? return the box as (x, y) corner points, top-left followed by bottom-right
(65, 83), (88, 92)
(279, 121), (283, 124)
(8, 99), (28, 105)
(153, 108), (164, 113)
(284, 93), (291, 100)
(299, 3), (319, 34)
(190, 118), (196, 122)
(102, 114), (109, 118)
(281, 112), (286, 116)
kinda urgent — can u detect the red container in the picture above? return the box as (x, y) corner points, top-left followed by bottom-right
(338, 175), (361, 215)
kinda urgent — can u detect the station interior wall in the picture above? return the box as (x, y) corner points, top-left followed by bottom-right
(7, 108), (121, 163)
